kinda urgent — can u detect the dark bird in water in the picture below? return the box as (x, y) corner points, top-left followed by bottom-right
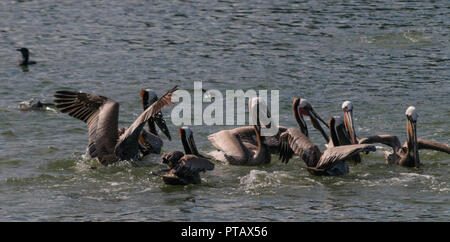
(160, 127), (214, 185)
(16, 48), (36, 66)
(359, 106), (450, 168)
(53, 86), (178, 166)
(138, 89), (172, 155)
(19, 98), (55, 111)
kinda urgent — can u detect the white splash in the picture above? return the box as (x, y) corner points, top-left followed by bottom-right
(239, 170), (291, 194)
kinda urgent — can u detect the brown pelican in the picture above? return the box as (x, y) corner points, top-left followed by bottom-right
(16, 48), (36, 66)
(279, 121), (376, 176)
(160, 127), (214, 185)
(208, 97), (271, 165)
(138, 89), (172, 155)
(292, 98), (330, 143)
(328, 101), (362, 164)
(359, 106), (450, 168)
(207, 97), (329, 155)
(341, 101), (359, 144)
(53, 86), (178, 166)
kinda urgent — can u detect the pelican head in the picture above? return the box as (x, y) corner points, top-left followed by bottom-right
(405, 106), (418, 122)
(298, 98), (310, 109)
(405, 106), (419, 168)
(342, 101), (353, 112)
(292, 98), (308, 135)
(292, 98), (329, 139)
(140, 89), (171, 140)
(179, 126), (200, 156)
(342, 100), (357, 144)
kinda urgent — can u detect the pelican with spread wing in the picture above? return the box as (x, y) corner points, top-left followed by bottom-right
(279, 128), (376, 176)
(359, 106), (450, 168)
(53, 86), (178, 165)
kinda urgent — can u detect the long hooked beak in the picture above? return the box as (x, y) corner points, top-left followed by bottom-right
(309, 108), (329, 129)
(179, 128), (201, 157)
(343, 108), (357, 144)
(406, 116), (420, 168)
(307, 107), (330, 143)
(153, 112), (171, 141)
(179, 128), (191, 154)
(187, 133), (201, 157)
(328, 117), (340, 147)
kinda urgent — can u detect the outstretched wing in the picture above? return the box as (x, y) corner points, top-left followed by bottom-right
(54, 91), (119, 164)
(115, 86), (178, 160)
(278, 128), (321, 167)
(177, 154), (215, 177)
(315, 144), (376, 171)
(358, 134), (401, 152)
(417, 138), (450, 154)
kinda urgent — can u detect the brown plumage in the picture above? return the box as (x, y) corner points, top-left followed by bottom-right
(137, 89), (172, 155)
(209, 126), (287, 154)
(208, 125), (271, 166)
(358, 106), (450, 168)
(208, 98), (272, 166)
(359, 135), (450, 167)
(162, 153), (214, 185)
(279, 128), (376, 176)
(207, 97), (329, 165)
(54, 86), (178, 165)
(160, 127), (214, 185)
(327, 116), (362, 164)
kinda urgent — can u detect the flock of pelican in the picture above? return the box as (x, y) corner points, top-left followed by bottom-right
(51, 86), (450, 185)
(17, 48), (450, 186)
(53, 86), (217, 185)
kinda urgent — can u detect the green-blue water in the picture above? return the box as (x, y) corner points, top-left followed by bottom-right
(0, 0), (449, 221)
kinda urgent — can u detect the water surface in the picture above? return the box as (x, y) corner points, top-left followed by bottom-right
(0, 0), (449, 221)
